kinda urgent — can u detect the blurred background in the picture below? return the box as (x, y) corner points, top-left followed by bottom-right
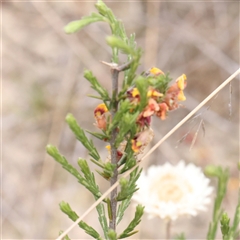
(3, 1), (239, 239)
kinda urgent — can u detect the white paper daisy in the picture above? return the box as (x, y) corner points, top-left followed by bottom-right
(133, 161), (213, 221)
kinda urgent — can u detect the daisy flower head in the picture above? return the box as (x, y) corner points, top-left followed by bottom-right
(133, 161), (213, 221)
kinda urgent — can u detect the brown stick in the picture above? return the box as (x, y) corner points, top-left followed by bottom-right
(109, 67), (119, 230)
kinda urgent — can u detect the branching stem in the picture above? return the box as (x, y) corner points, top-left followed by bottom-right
(108, 60), (132, 230)
(109, 67), (119, 230)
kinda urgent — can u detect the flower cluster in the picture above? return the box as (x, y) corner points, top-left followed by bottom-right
(133, 161), (213, 221)
(93, 67), (187, 155)
(129, 68), (187, 125)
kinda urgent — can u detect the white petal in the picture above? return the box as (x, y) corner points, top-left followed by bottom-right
(133, 161), (213, 221)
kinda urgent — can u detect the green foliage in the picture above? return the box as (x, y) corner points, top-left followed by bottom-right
(60, 201), (79, 220)
(95, 0), (127, 41)
(64, 13), (107, 34)
(96, 162), (116, 180)
(115, 111), (139, 147)
(205, 165), (229, 240)
(118, 205), (144, 239)
(106, 100), (139, 148)
(118, 151), (136, 174)
(117, 168), (141, 201)
(46, 145), (83, 182)
(116, 151), (127, 167)
(231, 202), (240, 239)
(46, 1), (240, 240)
(86, 130), (110, 142)
(59, 231), (71, 240)
(116, 196), (132, 225)
(48, 0), (180, 239)
(147, 72), (172, 94)
(107, 229), (117, 240)
(66, 113), (100, 161)
(84, 70), (110, 104)
(59, 201), (103, 240)
(119, 47), (142, 97)
(46, 145), (102, 199)
(60, 200), (108, 239)
(220, 202), (240, 240)
(119, 159), (137, 174)
(117, 178), (135, 201)
(96, 0), (141, 77)
(135, 76), (149, 110)
(107, 100), (133, 134)
(116, 169), (142, 225)
(77, 158), (102, 198)
(174, 233), (186, 240)
(220, 212), (230, 239)
(106, 36), (135, 55)
(79, 221), (103, 240)
(95, 201), (109, 239)
(120, 32), (142, 93)
(95, 0), (129, 63)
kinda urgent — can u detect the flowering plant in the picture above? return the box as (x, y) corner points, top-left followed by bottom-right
(133, 161), (213, 221)
(46, 1), (240, 240)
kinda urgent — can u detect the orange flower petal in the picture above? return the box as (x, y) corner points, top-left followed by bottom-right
(95, 116), (107, 130)
(143, 98), (160, 117)
(156, 103), (169, 120)
(143, 109), (155, 117)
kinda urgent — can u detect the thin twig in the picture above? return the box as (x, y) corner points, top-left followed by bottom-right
(56, 68), (240, 240)
(166, 219), (171, 240)
(101, 60), (132, 72)
(176, 119), (199, 148)
(189, 118), (204, 151)
(116, 60), (133, 72)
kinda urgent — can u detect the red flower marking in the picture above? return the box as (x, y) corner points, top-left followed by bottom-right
(94, 103), (108, 130)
